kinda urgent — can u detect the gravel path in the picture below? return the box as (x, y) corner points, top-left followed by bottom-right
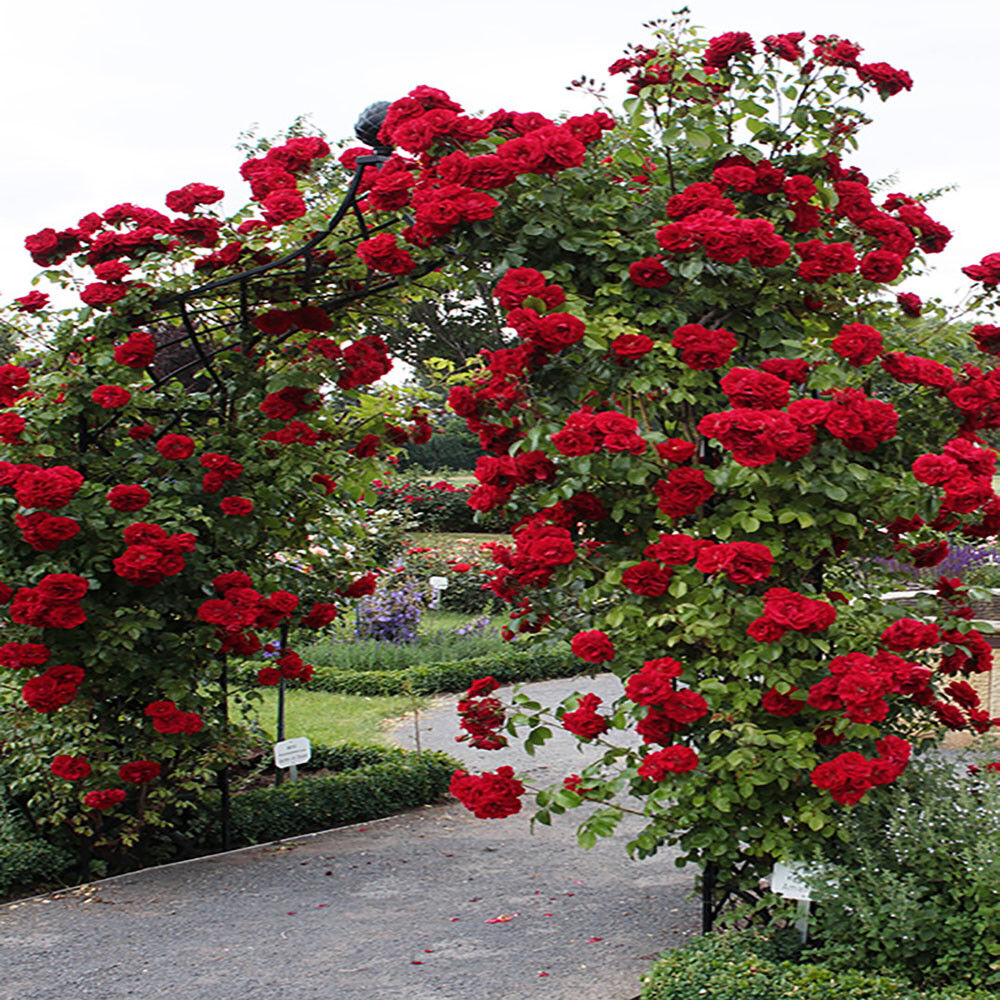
(0, 675), (699, 1000)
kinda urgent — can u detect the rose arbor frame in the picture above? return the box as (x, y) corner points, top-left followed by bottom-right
(88, 104), (436, 845)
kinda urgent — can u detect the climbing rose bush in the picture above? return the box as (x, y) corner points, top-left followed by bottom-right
(1, 95), (599, 871)
(437, 19), (1000, 888)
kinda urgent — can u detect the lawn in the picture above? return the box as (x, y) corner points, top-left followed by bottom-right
(242, 689), (428, 746)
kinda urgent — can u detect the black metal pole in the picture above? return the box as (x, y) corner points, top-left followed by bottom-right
(274, 623), (289, 787)
(219, 654), (231, 851)
(701, 861), (718, 934)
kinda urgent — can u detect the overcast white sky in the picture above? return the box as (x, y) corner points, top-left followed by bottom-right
(2, 0), (998, 307)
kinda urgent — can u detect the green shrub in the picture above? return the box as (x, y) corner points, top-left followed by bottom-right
(300, 644), (578, 696)
(0, 799), (74, 897)
(803, 753), (1000, 990)
(640, 931), (995, 1000)
(205, 744), (457, 847)
(401, 418), (483, 471)
(368, 478), (508, 533)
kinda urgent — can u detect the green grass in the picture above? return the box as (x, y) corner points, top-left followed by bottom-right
(242, 689), (428, 746)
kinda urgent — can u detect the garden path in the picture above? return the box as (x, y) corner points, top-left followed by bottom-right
(0, 674), (699, 1000)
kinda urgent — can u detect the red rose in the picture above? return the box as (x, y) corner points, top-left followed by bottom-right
(637, 745), (699, 779)
(165, 182), (225, 213)
(810, 752), (873, 805)
(114, 332), (156, 368)
(654, 467), (714, 518)
(859, 249), (904, 283)
(36, 573), (88, 603)
(15, 512), (80, 552)
(611, 333), (655, 359)
(625, 657), (683, 707)
(107, 484), (151, 511)
(561, 693), (610, 739)
(628, 258), (672, 288)
(672, 323), (737, 370)
(118, 760), (161, 783)
(357, 233), (416, 275)
(80, 282), (131, 308)
(83, 788), (127, 810)
(622, 561), (673, 597)
(0, 641), (50, 670)
(570, 629), (615, 664)
(257, 667), (282, 686)
(50, 755), (91, 780)
(14, 290), (49, 312)
(880, 618), (940, 651)
(261, 189), (306, 224)
(832, 323), (883, 367)
(449, 766), (525, 819)
(466, 676), (499, 697)
(156, 434), (195, 460)
(14, 465), (84, 509)
(220, 496), (254, 516)
(344, 573), (377, 598)
(761, 687), (804, 716)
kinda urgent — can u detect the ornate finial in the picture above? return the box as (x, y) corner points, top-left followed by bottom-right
(354, 102), (393, 155)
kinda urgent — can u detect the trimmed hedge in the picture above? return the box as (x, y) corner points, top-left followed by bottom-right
(0, 743), (456, 900)
(301, 645), (579, 696)
(214, 744), (457, 847)
(640, 931), (995, 1000)
(0, 837), (74, 898)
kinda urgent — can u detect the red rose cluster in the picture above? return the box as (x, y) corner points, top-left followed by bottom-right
(144, 700), (204, 735)
(113, 331), (156, 369)
(747, 587), (837, 642)
(83, 788), (128, 811)
(22, 663), (85, 712)
(561, 693), (609, 740)
(482, 520), (578, 603)
(807, 650), (932, 726)
(810, 736), (911, 806)
(240, 136), (330, 225)
(695, 540), (774, 584)
(637, 744), (699, 779)
(0, 641), (50, 671)
(911, 438), (998, 521)
(625, 656), (709, 745)
(10, 573), (88, 629)
(449, 765), (525, 819)
(551, 408), (646, 457)
(256, 649), (314, 686)
(467, 451), (556, 514)
(15, 511), (80, 552)
(113, 522), (195, 587)
(8, 464), (84, 509)
(456, 676), (508, 750)
(671, 323), (737, 370)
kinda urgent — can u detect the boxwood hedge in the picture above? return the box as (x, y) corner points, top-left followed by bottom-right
(299, 645), (582, 696)
(0, 743), (457, 900)
(640, 931), (996, 1000)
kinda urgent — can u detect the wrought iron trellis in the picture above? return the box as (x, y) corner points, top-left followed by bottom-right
(106, 103), (439, 849)
(86, 102), (438, 454)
